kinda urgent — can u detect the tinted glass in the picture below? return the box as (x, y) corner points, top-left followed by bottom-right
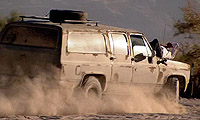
(1, 26), (59, 48)
(130, 35), (148, 56)
(130, 35), (145, 46)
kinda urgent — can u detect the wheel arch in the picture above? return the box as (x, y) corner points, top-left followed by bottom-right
(81, 74), (107, 92)
(166, 75), (186, 96)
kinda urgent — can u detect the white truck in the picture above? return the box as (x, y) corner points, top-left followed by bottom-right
(0, 10), (190, 100)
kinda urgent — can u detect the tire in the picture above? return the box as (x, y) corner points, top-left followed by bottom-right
(83, 76), (102, 98)
(162, 77), (180, 103)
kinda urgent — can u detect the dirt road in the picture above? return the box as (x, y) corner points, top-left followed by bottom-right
(1, 98), (200, 120)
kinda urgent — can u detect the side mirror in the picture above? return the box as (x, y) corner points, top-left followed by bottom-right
(157, 58), (167, 66)
(133, 53), (146, 62)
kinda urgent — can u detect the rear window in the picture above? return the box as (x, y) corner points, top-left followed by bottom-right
(1, 25), (59, 49)
(68, 32), (106, 53)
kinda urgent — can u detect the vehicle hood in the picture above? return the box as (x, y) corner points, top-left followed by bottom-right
(166, 60), (190, 71)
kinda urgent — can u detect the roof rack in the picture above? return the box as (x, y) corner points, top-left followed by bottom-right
(64, 20), (100, 26)
(19, 15), (100, 26)
(19, 15), (49, 21)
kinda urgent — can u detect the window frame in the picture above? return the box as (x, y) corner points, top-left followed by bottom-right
(129, 33), (153, 57)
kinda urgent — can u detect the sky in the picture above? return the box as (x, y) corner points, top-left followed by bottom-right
(0, 0), (190, 43)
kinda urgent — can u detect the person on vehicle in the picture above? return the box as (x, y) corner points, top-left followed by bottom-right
(160, 42), (179, 59)
(149, 38), (162, 59)
(160, 42), (173, 59)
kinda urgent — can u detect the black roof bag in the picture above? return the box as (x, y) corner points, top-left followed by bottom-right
(49, 10), (88, 23)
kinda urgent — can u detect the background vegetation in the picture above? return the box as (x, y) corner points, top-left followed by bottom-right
(0, 11), (20, 32)
(174, 0), (200, 97)
(174, 0), (200, 76)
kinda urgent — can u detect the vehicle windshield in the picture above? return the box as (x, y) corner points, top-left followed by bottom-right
(1, 25), (59, 49)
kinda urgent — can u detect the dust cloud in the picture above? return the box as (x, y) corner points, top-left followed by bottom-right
(0, 67), (186, 116)
(0, 48), (185, 116)
(99, 85), (186, 114)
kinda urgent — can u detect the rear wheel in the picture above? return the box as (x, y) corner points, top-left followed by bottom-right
(83, 76), (102, 98)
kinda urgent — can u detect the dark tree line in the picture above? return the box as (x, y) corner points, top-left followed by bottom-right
(174, 0), (200, 37)
(174, 0), (200, 74)
(174, 0), (200, 97)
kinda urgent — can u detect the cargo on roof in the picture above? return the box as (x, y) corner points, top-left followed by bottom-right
(49, 9), (88, 23)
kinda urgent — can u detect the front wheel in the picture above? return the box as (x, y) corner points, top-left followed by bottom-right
(162, 77), (180, 103)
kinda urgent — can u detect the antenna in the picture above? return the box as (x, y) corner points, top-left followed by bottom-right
(162, 24), (166, 44)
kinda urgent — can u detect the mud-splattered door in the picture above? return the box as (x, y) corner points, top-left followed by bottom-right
(130, 34), (159, 85)
(61, 32), (112, 83)
(109, 33), (132, 83)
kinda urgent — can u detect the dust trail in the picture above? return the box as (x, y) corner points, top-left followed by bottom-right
(0, 69), (185, 116)
(99, 85), (186, 114)
(0, 49), (185, 116)
(0, 70), (73, 116)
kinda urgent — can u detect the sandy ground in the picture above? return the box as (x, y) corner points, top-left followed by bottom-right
(0, 98), (200, 120)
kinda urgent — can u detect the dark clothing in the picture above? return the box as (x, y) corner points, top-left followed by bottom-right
(150, 39), (162, 58)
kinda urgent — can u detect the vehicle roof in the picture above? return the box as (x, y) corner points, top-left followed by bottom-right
(8, 20), (142, 34)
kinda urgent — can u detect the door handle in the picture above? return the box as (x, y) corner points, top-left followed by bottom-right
(110, 56), (116, 60)
(131, 58), (134, 61)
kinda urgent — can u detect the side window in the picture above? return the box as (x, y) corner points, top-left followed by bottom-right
(111, 33), (128, 55)
(130, 35), (145, 46)
(68, 32), (106, 53)
(130, 35), (151, 57)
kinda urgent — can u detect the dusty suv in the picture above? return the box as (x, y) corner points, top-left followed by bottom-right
(0, 10), (190, 100)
